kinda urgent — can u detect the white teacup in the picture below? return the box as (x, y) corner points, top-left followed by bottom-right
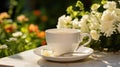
(45, 28), (91, 56)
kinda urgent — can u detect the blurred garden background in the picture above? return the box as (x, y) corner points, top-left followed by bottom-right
(0, 0), (96, 29)
(0, 0), (105, 57)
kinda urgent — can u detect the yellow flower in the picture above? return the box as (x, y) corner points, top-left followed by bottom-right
(91, 4), (100, 11)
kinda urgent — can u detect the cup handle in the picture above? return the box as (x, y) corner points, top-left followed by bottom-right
(74, 33), (91, 51)
(80, 33), (91, 46)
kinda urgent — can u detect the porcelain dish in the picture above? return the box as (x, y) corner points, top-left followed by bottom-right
(34, 45), (94, 62)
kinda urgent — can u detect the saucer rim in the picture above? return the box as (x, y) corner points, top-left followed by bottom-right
(34, 45), (94, 62)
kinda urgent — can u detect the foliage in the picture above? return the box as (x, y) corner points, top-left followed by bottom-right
(0, 12), (46, 58)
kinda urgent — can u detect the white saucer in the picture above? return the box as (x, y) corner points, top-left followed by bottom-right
(34, 45), (94, 62)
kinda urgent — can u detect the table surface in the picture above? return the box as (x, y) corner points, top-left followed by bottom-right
(0, 48), (120, 67)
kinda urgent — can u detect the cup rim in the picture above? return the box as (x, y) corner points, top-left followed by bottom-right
(45, 28), (80, 34)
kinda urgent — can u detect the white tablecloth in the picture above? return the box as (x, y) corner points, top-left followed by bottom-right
(0, 48), (120, 67)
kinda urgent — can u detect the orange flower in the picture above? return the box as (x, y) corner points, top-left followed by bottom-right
(0, 12), (10, 20)
(4, 25), (16, 33)
(17, 15), (29, 22)
(36, 31), (45, 39)
(41, 40), (46, 46)
(40, 15), (48, 22)
(28, 24), (39, 33)
(0, 20), (3, 24)
(33, 10), (41, 16)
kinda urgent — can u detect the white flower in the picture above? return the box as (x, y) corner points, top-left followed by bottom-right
(101, 10), (116, 22)
(12, 32), (23, 37)
(57, 15), (72, 29)
(101, 21), (115, 37)
(103, 1), (116, 10)
(7, 37), (17, 42)
(114, 9), (120, 21)
(117, 23), (120, 33)
(89, 22), (100, 30)
(119, 1), (120, 4)
(89, 13), (101, 30)
(79, 15), (90, 33)
(90, 30), (100, 40)
(101, 10), (116, 37)
(6, 19), (13, 23)
(57, 0), (120, 41)
(40, 49), (55, 57)
(0, 45), (8, 49)
(80, 15), (89, 22)
(72, 18), (80, 29)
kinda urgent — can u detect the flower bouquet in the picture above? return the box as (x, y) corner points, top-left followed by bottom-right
(57, 0), (120, 52)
